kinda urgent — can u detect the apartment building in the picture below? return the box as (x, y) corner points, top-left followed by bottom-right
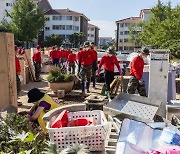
(44, 9), (89, 42)
(116, 9), (151, 52)
(0, 0), (16, 22)
(87, 23), (100, 46)
(0, 0), (51, 22)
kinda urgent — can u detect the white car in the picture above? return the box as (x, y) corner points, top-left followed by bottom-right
(116, 51), (129, 61)
(97, 49), (106, 59)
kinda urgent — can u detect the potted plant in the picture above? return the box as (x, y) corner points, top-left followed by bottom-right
(47, 67), (74, 92)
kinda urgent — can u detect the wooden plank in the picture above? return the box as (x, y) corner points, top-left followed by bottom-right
(0, 32), (17, 110)
(24, 51), (36, 81)
(19, 59), (26, 86)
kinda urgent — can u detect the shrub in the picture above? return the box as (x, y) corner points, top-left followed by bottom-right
(47, 67), (74, 83)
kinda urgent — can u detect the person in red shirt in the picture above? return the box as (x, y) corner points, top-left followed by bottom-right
(67, 48), (77, 74)
(127, 47), (149, 96)
(98, 47), (122, 101)
(15, 45), (22, 106)
(90, 42), (98, 89)
(33, 45), (42, 81)
(65, 49), (71, 61)
(78, 41), (94, 94)
(50, 46), (60, 66)
(59, 45), (66, 63)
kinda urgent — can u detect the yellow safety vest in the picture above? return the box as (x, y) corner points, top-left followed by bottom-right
(36, 94), (60, 133)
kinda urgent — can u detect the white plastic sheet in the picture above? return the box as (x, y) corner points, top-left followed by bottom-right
(116, 119), (180, 154)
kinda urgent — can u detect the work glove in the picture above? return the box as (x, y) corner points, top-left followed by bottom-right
(97, 68), (100, 76)
(139, 80), (145, 86)
(118, 68), (123, 76)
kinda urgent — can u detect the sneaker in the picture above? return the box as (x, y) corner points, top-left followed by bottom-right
(87, 89), (90, 93)
(92, 86), (96, 89)
(18, 102), (22, 106)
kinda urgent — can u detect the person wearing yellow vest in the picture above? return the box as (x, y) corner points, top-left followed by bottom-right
(27, 88), (60, 133)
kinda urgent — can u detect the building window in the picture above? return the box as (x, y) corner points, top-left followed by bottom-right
(119, 39), (123, 42)
(119, 47), (123, 50)
(6, 3), (12, 6)
(124, 31), (129, 35)
(60, 25), (65, 30)
(91, 28), (94, 31)
(74, 26), (79, 31)
(66, 16), (72, 20)
(120, 23), (124, 27)
(66, 25), (72, 30)
(88, 34), (90, 37)
(129, 46), (134, 50)
(74, 16), (79, 21)
(125, 23), (130, 27)
(52, 25), (60, 30)
(53, 16), (58, 20)
(45, 27), (50, 30)
(52, 25), (65, 30)
(120, 32), (123, 35)
(124, 46), (128, 50)
(46, 17), (50, 21)
(91, 34), (94, 37)
(124, 39), (128, 42)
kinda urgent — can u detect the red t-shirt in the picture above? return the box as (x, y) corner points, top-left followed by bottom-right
(33, 50), (42, 63)
(67, 53), (76, 62)
(99, 54), (120, 72)
(92, 49), (98, 62)
(130, 55), (144, 80)
(65, 50), (71, 59)
(77, 50), (82, 62)
(78, 49), (94, 66)
(50, 50), (59, 59)
(15, 56), (21, 73)
(59, 49), (66, 58)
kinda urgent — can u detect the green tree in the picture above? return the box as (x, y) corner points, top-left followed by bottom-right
(129, 22), (144, 46)
(7, 0), (46, 45)
(0, 19), (12, 32)
(129, 0), (180, 57)
(43, 34), (63, 47)
(69, 32), (84, 47)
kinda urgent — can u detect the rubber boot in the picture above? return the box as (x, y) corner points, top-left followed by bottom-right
(86, 82), (90, 93)
(107, 91), (112, 102)
(101, 84), (106, 96)
(81, 82), (85, 95)
(92, 79), (96, 89)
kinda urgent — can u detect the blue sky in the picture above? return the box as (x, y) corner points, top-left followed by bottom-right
(49, 0), (179, 38)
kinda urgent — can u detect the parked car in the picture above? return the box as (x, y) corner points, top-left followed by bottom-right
(97, 49), (106, 58)
(116, 51), (130, 61)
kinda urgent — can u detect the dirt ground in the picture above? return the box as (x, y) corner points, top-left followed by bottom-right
(18, 73), (105, 112)
(18, 73), (180, 112)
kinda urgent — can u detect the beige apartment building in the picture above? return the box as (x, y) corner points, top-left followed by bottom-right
(116, 9), (151, 52)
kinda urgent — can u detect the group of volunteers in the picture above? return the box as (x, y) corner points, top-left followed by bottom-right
(49, 45), (77, 74)
(15, 41), (149, 133)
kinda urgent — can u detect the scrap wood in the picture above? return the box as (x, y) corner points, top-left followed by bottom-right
(24, 52), (36, 81)
(110, 77), (123, 96)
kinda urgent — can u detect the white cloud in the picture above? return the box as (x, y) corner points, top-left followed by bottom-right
(90, 20), (116, 38)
